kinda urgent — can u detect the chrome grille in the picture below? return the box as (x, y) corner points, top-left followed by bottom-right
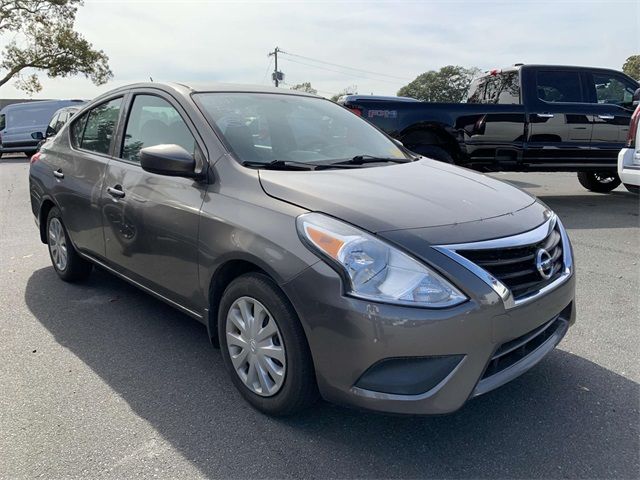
(456, 225), (564, 300)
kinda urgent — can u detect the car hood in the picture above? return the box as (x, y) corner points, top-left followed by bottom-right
(259, 159), (537, 234)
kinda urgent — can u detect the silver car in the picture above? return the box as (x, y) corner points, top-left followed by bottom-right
(29, 83), (575, 415)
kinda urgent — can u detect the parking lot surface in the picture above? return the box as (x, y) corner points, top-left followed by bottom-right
(1, 155), (638, 479)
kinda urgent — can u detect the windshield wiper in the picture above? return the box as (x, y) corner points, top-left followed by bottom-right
(330, 155), (413, 166)
(242, 160), (317, 171)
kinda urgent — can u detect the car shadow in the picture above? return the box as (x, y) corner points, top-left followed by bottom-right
(537, 192), (639, 229)
(25, 267), (639, 478)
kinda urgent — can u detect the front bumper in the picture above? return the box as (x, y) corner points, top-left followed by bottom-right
(283, 261), (575, 415)
(618, 148), (640, 187)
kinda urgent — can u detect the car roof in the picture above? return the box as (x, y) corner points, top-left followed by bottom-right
(477, 64), (634, 79)
(91, 82), (321, 104)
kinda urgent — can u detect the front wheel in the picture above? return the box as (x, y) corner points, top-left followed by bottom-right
(577, 171), (621, 193)
(218, 273), (318, 416)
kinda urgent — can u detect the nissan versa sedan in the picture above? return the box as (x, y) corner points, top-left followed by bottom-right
(29, 83), (575, 416)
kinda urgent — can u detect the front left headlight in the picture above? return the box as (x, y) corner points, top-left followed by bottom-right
(296, 212), (467, 308)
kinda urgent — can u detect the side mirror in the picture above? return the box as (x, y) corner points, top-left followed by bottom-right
(392, 138), (404, 147)
(633, 87), (640, 107)
(140, 144), (197, 178)
(31, 131), (44, 140)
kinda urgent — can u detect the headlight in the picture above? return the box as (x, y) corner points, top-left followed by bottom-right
(296, 213), (467, 308)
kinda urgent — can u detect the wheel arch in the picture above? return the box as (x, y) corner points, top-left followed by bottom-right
(399, 124), (461, 161)
(38, 197), (57, 244)
(206, 256), (281, 348)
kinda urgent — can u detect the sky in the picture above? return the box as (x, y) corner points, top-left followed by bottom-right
(1, 0), (639, 100)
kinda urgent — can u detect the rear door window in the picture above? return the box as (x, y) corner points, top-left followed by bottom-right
(536, 71), (583, 103)
(80, 98), (123, 155)
(121, 94), (196, 163)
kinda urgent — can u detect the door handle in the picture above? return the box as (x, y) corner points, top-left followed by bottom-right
(107, 186), (125, 199)
(535, 113), (554, 118)
(598, 114), (615, 120)
(53, 169), (64, 179)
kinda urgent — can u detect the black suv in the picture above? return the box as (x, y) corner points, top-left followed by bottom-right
(339, 64), (639, 192)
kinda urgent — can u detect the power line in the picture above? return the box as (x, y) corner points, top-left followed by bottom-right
(280, 57), (407, 86)
(261, 56), (273, 84)
(281, 51), (412, 82)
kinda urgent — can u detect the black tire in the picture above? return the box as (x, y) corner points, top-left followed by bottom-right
(218, 272), (318, 416)
(624, 183), (640, 195)
(409, 144), (455, 163)
(46, 207), (93, 282)
(577, 171), (621, 193)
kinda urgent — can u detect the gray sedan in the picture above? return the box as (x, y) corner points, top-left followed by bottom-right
(29, 83), (575, 415)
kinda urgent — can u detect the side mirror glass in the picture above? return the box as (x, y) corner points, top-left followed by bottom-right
(140, 144), (197, 178)
(31, 131), (44, 140)
(633, 87), (640, 107)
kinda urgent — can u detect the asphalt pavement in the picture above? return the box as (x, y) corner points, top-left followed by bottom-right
(1, 156), (638, 479)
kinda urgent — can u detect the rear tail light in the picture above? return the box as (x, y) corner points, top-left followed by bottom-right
(626, 106), (640, 148)
(347, 107), (362, 117)
(30, 151), (41, 164)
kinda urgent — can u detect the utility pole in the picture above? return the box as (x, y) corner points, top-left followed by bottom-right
(268, 47), (283, 87)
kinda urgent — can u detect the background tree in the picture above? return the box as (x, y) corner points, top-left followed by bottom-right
(0, 0), (112, 94)
(397, 65), (481, 102)
(290, 82), (317, 95)
(622, 55), (640, 80)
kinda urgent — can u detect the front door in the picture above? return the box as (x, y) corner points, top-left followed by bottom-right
(525, 69), (594, 167)
(102, 92), (208, 311)
(585, 71), (637, 167)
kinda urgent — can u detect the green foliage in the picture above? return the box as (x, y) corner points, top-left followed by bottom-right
(290, 82), (317, 95)
(622, 55), (640, 80)
(397, 66), (481, 102)
(0, 0), (112, 94)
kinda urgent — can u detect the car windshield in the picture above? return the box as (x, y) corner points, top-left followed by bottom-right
(193, 92), (408, 165)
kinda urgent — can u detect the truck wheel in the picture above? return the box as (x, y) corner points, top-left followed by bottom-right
(410, 145), (454, 164)
(624, 183), (639, 194)
(577, 171), (621, 193)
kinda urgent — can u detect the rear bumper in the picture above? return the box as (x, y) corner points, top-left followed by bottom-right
(618, 148), (640, 187)
(283, 261), (575, 415)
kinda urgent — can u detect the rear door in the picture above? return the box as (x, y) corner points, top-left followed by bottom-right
(102, 90), (208, 311)
(53, 96), (124, 258)
(584, 70), (637, 166)
(524, 69), (594, 167)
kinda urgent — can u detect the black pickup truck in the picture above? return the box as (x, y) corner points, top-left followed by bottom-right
(339, 64), (639, 192)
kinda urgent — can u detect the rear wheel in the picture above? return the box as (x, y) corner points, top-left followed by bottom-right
(577, 171), (621, 193)
(410, 144), (454, 163)
(624, 183), (640, 194)
(218, 273), (318, 415)
(46, 207), (92, 282)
